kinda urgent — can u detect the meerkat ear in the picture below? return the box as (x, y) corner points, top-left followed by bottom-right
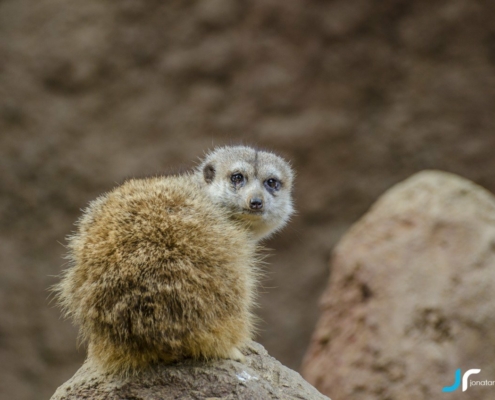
(203, 164), (215, 184)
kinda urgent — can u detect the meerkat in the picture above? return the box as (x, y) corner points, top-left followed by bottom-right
(55, 146), (294, 376)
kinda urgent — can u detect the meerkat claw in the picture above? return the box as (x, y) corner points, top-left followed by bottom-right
(228, 347), (245, 363)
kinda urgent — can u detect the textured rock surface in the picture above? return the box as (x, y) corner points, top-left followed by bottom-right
(3, 1), (495, 399)
(302, 171), (495, 400)
(51, 342), (329, 400)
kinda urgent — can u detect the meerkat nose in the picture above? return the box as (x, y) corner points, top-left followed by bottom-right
(249, 198), (263, 210)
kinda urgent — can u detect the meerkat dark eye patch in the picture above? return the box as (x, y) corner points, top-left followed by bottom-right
(231, 173), (244, 186)
(203, 164), (215, 184)
(264, 178), (281, 192)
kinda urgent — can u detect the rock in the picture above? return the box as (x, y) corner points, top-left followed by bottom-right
(51, 341), (329, 400)
(302, 171), (495, 400)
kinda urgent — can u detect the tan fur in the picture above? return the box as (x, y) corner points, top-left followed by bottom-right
(55, 146), (293, 376)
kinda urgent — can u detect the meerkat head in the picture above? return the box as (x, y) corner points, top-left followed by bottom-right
(197, 146), (294, 241)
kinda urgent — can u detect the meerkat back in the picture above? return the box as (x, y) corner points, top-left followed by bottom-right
(57, 174), (258, 375)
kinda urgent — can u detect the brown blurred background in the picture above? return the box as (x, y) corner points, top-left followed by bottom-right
(1, 0), (495, 399)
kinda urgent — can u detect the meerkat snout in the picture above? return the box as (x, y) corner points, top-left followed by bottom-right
(249, 197), (263, 210)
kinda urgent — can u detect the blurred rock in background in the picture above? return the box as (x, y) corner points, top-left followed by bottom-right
(1, 0), (495, 399)
(302, 171), (495, 400)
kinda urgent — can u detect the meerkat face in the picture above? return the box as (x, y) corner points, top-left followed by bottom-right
(198, 146), (294, 241)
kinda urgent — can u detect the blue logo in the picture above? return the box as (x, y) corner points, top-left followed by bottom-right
(443, 369), (481, 392)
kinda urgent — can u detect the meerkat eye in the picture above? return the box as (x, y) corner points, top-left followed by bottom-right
(265, 178), (281, 191)
(231, 173), (244, 185)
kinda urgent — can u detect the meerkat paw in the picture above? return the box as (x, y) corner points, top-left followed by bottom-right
(227, 347), (245, 363)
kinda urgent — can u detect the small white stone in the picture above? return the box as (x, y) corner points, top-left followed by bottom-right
(236, 371), (258, 383)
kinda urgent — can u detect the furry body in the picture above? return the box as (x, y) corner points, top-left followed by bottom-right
(56, 147), (293, 375)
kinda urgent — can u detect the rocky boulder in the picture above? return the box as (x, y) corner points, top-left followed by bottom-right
(302, 171), (495, 400)
(51, 341), (329, 400)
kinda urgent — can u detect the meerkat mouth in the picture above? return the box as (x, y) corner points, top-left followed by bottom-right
(241, 209), (264, 216)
